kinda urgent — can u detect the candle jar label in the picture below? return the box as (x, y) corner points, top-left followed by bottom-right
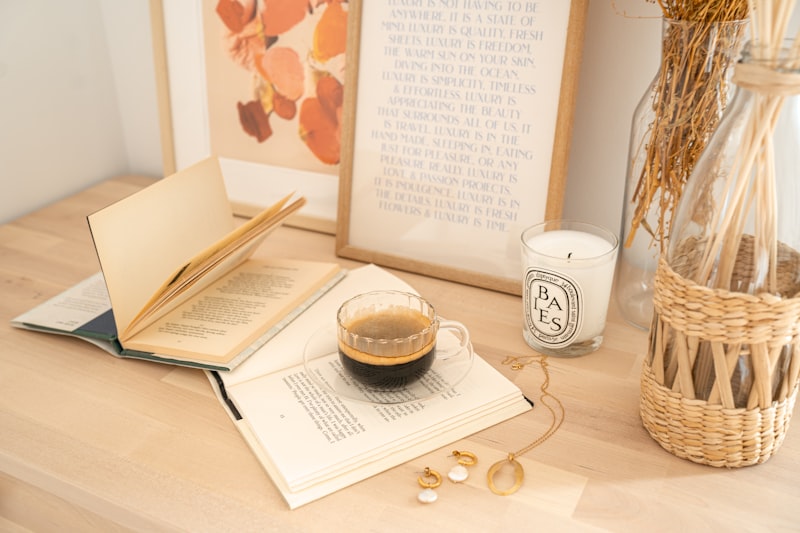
(523, 267), (584, 348)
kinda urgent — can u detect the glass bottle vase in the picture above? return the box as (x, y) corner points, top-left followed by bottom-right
(641, 40), (800, 467)
(615, 18), (747, 330)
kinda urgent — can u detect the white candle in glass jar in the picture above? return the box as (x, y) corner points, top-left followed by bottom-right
(521, 222), (618, 356)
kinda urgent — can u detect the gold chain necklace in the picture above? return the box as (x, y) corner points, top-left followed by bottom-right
(487, 355), (565, 496)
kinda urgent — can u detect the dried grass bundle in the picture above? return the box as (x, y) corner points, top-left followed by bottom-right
(654, 1), (748, 22)
(626, 1), (749, 248)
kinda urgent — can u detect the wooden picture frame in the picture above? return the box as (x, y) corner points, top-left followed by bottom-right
(336, 0), (588, 294)
(150, 0), (348, 234)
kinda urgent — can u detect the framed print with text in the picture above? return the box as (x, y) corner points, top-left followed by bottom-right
(151, 0), (350, 233)
(336, 0), (588, 294)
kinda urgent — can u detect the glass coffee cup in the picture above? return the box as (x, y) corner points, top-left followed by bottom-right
(336, 291), (471, 387)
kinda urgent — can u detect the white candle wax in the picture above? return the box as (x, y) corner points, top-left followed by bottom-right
(522, 228), (617, 348)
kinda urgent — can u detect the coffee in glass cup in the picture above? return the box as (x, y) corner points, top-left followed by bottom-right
(336, 291), (470, 387)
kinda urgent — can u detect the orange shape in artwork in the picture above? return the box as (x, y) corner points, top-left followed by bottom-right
(299, 75), (342, 164)
(316, 75), (343, 117)
(260, 0), (309, 37)
(238, 100), (273, 143)
(216, 0), (257, 34)
(257, 46), (305, 102)
(273, 92), (297, 120)
(299, 95), (340, 165)
(313, 1), (348, 63)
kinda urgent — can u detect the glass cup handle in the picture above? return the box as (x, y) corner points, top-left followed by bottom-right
(437, 320), (472, 360)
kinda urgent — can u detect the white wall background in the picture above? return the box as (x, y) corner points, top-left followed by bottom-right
(3, 2), (794, 236)
(0, 1), (162, 224)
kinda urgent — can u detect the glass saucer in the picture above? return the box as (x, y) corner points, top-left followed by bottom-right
(302, 324), (474, 404)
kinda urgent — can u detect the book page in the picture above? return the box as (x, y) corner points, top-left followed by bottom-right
(122, 217), (283, 340)
(123, 258), (341, 363)
(225, 382), (529, 509)
(11, 272), (110, 333)
(228, 354), (527, 491)
(221, 264), (418, 386)
(87, 157), (235, 337)
(136, 194), (306, 324)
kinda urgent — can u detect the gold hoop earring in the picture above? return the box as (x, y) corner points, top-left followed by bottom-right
(416, 467), (442, 503)
(448, 450), (478, 482)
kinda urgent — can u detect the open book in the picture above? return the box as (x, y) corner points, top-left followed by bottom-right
(12, 157), (343, 370)
(208, 263), (533, 508)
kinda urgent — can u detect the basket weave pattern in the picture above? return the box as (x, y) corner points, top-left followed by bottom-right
(640, 256), (800, 467)
(641, 359), (798, 467)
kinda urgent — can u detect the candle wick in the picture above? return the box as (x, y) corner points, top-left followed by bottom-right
(567, 252), (573, 259)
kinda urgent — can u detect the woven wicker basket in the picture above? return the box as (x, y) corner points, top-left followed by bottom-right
(640, 246), (800, 467)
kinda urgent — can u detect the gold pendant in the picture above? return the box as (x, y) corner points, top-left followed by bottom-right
(486, 454), (524, 496)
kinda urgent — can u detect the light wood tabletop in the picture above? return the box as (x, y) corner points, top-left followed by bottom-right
(1, 176), (798, 532)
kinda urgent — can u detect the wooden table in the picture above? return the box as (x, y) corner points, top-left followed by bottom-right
(1, 177), (797, 532)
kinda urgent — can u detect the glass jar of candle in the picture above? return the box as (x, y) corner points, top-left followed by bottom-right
(521, 220), (618, 357)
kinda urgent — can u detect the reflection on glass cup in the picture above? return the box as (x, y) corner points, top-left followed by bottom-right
(336, 290), (471, 386)
(521, 220), (619, 357)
